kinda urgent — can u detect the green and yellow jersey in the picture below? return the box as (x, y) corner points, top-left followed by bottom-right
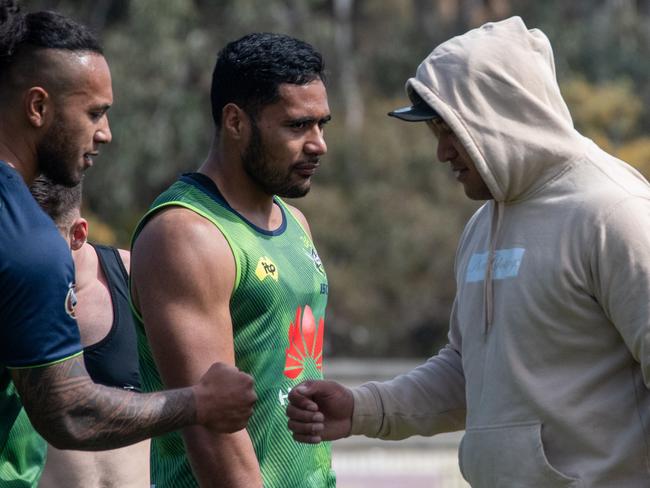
(0, 374), (47, 488)
(131, 173), (335, 488)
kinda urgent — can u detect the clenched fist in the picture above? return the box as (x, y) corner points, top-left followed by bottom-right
(194, 362), (257, 433)
(286, 379), (353, 443)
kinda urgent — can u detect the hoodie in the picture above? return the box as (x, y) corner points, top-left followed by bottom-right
(351, 17), (650, 487)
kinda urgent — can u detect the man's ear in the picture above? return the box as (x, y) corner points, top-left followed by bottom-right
(69, 218), (88, 251)
(24, 87), (52, 128)
(222, 103), (250, 141)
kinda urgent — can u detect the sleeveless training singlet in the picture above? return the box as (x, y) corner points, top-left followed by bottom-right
(84, 244), (140, 391)
(131, 173), (335, 488)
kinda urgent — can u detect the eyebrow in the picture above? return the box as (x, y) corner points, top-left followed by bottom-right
(288, 115), (332, 125)
(91, 104), (112, 113)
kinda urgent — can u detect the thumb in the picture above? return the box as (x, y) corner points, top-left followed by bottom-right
(294, 379), (324, 398)
(288, 381), (321, 409)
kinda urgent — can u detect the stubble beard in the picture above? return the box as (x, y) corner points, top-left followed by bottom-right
(242, 121), (310, 199)
(37, 117), (83, 188)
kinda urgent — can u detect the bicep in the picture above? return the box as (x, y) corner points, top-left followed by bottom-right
(132, 210), (261, 485)
(132, 209), (237, 387)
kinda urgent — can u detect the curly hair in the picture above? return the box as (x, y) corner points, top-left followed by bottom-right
(210, 32), (325, 128)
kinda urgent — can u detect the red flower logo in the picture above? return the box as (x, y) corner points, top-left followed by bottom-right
(283, 305), (324, 379)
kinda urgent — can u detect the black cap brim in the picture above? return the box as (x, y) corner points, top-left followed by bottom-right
(388, 99), (440, 122)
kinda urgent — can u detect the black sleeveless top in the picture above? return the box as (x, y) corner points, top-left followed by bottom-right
(83, 244), (141, 391)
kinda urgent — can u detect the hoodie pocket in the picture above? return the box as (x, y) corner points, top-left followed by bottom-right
(459, 421), (580, 488)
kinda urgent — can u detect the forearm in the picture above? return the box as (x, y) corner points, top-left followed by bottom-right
(183, 427), (262, 488)
(12, 354), (197, 450)
(352, 345), (466, 440)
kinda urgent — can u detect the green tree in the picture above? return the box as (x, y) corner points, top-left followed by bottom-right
(26, 0), (650, 357)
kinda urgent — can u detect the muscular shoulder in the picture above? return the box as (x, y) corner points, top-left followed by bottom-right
(0, 171), (71, 273)
(134, 206), (230, 258)
(131, 207), (235, 305)
(1, 200), (73, 289)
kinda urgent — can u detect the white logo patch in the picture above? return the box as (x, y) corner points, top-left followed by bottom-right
(466, 248), (526, 283)
(64, 282), (77, 318)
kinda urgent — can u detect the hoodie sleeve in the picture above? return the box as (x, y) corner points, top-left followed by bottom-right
(350, 299), (466, 439)
(590, 196), (650, 387)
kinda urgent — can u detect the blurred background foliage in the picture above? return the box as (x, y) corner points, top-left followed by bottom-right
(29, 0), (650, 357)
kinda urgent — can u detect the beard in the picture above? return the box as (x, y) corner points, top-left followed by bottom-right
(37, 117), (82, 188)
(241, 121), (311, 199)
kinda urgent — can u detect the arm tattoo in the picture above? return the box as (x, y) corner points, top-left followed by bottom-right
(12, 354), (197, 450)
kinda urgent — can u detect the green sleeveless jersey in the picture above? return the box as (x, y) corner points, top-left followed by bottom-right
(0, 371), (46, 487)
(131, 173), (335, 488)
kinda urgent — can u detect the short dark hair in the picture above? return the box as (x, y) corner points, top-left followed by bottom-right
(0, 0), (102, 86)
(30, 175), (82, 230)
(211, 32), (325, 128)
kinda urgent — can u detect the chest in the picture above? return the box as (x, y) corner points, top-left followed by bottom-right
(75, 282), (113, 348)
(455, 203), (608, 346)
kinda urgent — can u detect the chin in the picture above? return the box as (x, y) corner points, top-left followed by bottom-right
(463, 185), (493, 201)
(280, 184), (310, 199)
(466, 192), (492, 201)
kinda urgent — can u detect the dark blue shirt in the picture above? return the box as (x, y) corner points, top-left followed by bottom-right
(0, 162), (82, 368)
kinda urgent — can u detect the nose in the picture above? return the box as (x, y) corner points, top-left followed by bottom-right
(95, 116), (112, 145)
(436, 131), (457, 163)
(304, 127), (327, 156)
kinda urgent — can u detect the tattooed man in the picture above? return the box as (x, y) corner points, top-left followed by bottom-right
(0, 3), (255, 486)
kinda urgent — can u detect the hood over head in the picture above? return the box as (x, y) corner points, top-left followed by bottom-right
(407, 16), (583, 202)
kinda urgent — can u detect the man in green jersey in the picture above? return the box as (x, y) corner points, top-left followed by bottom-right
(130, 33), (335, 487)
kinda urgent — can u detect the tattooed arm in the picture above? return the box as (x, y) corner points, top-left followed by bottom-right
(11, 354), (256, 450)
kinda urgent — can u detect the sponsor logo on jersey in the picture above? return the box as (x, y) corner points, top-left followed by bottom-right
(278, 386), (292, 407)
(300, 235), (325, 275)
(283, 305), (324, 379)
(65, 282), (77, 318)
(255, 256), (279, 282)
(308, 248), (325, 275)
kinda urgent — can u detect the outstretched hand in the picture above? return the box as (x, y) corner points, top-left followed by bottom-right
(194, 362), (257, 433)
(286, 380), (353, 443)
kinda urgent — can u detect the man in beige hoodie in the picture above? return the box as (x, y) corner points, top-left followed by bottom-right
(287, 16), (650, 487)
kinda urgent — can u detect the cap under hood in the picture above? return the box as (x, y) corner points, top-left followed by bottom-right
(408, 16), (583, 202)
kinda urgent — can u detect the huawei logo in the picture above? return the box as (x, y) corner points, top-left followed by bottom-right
(283, 305), (324, 379)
